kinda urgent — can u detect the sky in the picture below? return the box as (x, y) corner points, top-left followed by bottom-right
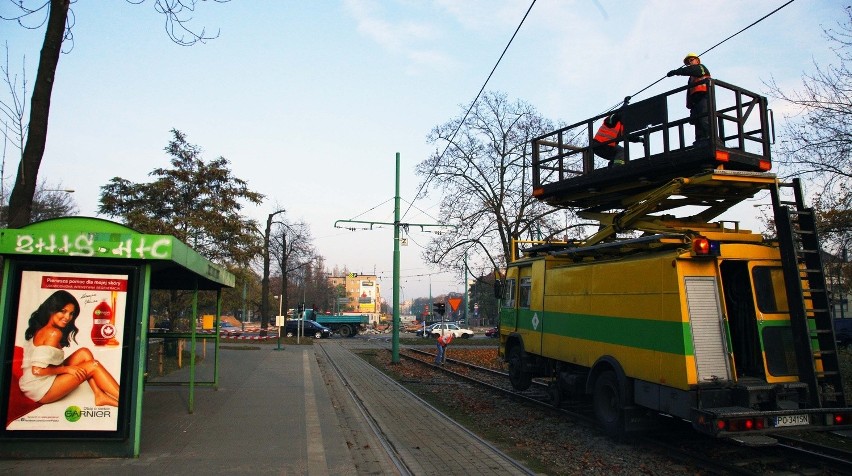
(0, 0), (842, 300)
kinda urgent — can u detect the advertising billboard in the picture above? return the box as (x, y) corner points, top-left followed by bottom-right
(5, 270), (129, 432)
(358, 280), (375, 313)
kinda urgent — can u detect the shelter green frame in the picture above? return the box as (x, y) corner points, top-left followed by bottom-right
(0, 217), (234, 458)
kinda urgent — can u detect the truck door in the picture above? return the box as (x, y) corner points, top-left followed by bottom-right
(515, 266), (542, 355)
(748, 263), (799, 383)
(720, 260), (798, 383)
(500, 267), (518, 332)
(720, 260), (763, 379)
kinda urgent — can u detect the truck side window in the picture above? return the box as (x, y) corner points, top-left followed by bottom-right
(519, 277), (532, 309)
(503, 278), (516, 307)
(752, 266), (789, 313)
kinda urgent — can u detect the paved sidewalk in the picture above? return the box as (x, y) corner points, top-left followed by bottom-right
(0, 338), (531, 475)
(0, 344), (359, 475)
(320, 339), (532, 475)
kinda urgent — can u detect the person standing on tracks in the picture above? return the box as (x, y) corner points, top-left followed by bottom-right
(667, 53), (712, 143)
(434, 331), (454, 365)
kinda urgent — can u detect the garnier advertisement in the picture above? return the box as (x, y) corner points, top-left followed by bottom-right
(6, 271), (127, 431)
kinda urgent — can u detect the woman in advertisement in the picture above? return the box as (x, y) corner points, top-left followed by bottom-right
(18, 290), (120, 407)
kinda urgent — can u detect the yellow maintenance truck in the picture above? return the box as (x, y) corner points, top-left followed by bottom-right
(498, 78), (850, 444)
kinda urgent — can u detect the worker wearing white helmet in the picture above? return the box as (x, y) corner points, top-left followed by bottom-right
(667, 53), (712, 142)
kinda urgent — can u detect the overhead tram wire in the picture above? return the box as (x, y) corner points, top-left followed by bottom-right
(612, 0), (796, 111)
(346, 197), (395, 223)
(401, 0), (538, 222)
(400, 197), (442, 225)
(561, 0), (799, 149)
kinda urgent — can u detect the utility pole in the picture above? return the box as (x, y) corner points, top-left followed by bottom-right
(335, 153), (453, 363)
(262, 209), (286, 334)
(463, 252), (468, 326)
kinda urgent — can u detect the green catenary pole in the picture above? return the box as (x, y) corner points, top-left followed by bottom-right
(392, 152), (401, 363)
(189, 283), (198, 413)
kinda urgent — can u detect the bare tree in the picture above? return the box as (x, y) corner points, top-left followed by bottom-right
(1, 0), (228, 228)
(417, 91), (577, 277)
(1, 42), (29, 213)
(270, 219), (316, 317)
(1, 42), (28, 156)
(765, 5), (852, 254)
(0, 179), (77, 226)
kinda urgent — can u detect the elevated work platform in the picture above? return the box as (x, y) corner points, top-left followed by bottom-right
(580, 170), (777, 246)
(532, 79), (772, 211)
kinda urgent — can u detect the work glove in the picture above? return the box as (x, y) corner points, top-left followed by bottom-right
(667, 70), (676, 77)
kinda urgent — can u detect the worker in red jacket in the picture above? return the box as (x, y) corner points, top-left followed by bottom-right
(435, 331), (454, 365)
(667, 53), (712, 142)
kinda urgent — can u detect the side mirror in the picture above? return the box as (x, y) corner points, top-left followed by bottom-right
(493, 280), (503, 299)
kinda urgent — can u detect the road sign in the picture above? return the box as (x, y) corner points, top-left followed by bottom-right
(447, 297), (462, 312)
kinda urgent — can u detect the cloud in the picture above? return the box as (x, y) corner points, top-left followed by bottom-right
(343, 0), (456, 73)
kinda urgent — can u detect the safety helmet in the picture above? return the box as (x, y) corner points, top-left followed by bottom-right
(683, 53), (699, 64)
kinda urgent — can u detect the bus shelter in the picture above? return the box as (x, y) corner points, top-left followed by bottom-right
(0, 217), (234, 458)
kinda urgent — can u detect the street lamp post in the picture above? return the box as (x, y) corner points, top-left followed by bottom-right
(275, 295), (284, 351)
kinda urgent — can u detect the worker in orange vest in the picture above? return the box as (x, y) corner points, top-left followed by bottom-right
(435, 331), (454, 365)
(592, 96), (641, 167)
(667, 53), (712, 142)
(592, 111), (627, 166)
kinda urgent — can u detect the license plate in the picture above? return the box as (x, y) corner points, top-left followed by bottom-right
(775, 414), (809, 427)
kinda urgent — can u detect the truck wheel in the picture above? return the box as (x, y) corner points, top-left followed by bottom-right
(548, 383), (562, 408)
(339, 325), (352, 338)
(508, 346), (532, 391)
(593, 371), (625, 437)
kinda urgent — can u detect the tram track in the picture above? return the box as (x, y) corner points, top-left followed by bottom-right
(316, 342), (536, 475)
(402, 346), (596, 424)
(317, 343), (414, 476)
(397, 344), (852, 475)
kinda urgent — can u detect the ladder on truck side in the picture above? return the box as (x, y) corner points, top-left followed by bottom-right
(771, 178), (847, 407)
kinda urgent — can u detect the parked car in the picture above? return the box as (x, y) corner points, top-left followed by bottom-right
(485, 327), (499, 338)
(835, 318), (852, 349)
(430, 323), (474, 339)
(284, 319), (332, 339)
(219, 322), (242, 337)
(415, 323), (440, 338)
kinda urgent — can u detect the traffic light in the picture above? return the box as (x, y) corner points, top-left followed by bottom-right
(433, 303), (446, 316)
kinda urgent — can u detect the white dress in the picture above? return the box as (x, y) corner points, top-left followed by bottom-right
(18, 340), (65, 402)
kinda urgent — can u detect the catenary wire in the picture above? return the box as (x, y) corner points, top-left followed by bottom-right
(402, 0), (537, 222)
(609, 0), (796, 112)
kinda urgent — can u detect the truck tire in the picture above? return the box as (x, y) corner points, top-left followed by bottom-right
(593, 370), (625, 437)
(339, 324), (353, 338)
(508, 346), (532, 391)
